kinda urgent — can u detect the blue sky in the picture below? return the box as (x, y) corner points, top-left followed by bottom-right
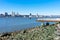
(0, 0), (60, 15)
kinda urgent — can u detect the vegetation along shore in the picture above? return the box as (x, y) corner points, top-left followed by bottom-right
(0, 22), (59, 40)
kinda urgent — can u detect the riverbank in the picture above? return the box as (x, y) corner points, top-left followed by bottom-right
(0, 23), (58, 40)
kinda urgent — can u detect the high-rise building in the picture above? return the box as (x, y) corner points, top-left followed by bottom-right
(5, 12), (8, 16)
(36, 13), (39, 18)
(30, 13), (32, 16)
(16, 12), (19, 16)
(29, 13), (32, 18)
(15, 12), (20, 17)
(11, 11), (15, 16)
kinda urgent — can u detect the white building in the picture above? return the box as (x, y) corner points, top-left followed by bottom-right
(11, 11), (15, 16)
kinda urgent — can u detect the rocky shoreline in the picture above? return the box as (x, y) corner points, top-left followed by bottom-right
(0, 23), (59, 40)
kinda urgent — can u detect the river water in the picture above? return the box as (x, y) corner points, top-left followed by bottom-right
(0, 17), (55, 33)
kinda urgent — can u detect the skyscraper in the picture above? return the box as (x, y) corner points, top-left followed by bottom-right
(11, 11), (15, 17)
(16, 12), (19, 16)
(29, 13), (32, 18)
(5, 12), (8, 16)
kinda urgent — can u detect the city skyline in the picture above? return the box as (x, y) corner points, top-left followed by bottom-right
(0, 0), (60, 15)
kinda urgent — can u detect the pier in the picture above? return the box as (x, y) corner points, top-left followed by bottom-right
(37, 18), (60, 22)
(37, 18), (60, 25)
